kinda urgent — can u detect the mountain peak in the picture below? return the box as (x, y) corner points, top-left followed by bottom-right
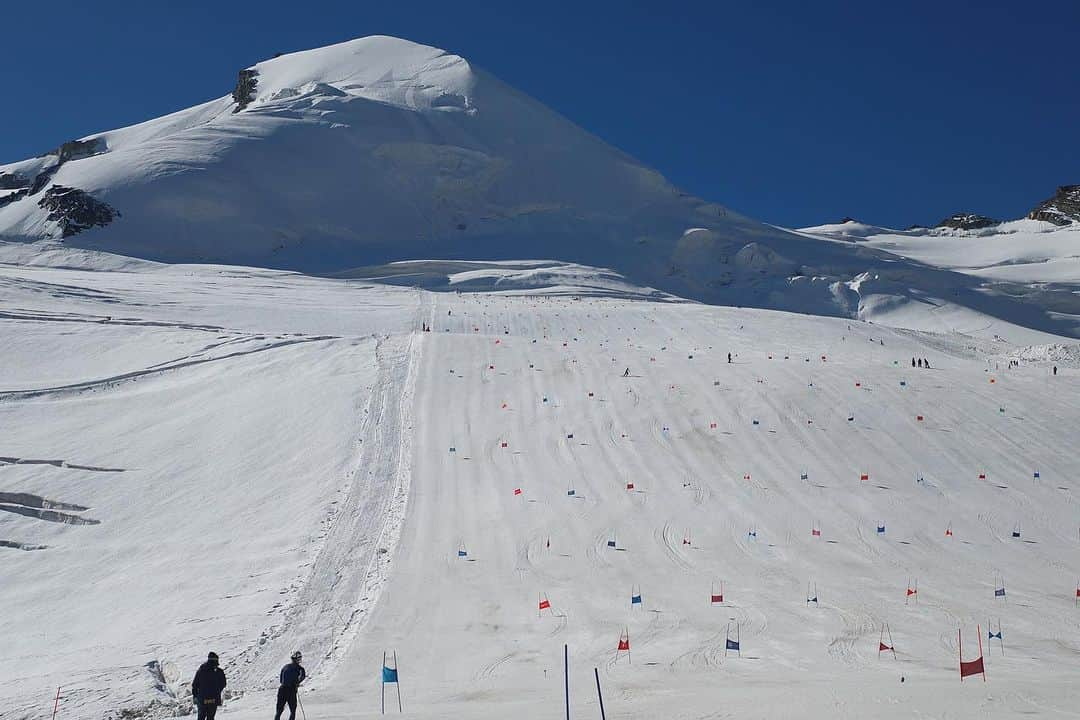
(237, 35), (476, 114)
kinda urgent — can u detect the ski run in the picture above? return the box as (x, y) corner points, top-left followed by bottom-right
(3, 261), (1080, 719)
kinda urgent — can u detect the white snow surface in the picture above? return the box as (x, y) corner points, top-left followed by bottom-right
(3, 260), (1080, 719)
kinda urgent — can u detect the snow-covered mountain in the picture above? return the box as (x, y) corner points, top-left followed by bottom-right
(5, 34), (1080, 720)
(0, 36), (774, 288)
(2, 35), (1078, 338)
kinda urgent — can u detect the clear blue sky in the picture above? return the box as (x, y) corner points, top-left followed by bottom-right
(2, 0), (1076, 228)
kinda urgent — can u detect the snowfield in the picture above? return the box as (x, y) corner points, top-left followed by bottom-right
(3, 259), (1080, 719)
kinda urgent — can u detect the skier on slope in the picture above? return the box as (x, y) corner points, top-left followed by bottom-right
(191, 652), (227, 720)
(623, 368), (630, 377)
(274, 651), (307, 720)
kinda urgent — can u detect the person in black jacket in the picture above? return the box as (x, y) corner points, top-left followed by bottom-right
(274, 651), (307, 720)
(192, 652), (227, 720)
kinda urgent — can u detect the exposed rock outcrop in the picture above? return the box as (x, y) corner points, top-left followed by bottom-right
(1027, 185), (1080, 226)
(37, 185), (120, 238)
(49, 138), (107, 162)
(1, 138), (108, 213)
(0, 172), (29, 190)
(233, 69), (258, 111)
(0, 188), (29, 209)
(935, 213), (999, 230)
(0, 173), (31, 209)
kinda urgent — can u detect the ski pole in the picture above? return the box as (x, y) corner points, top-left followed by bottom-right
(297, 689), (307, 720)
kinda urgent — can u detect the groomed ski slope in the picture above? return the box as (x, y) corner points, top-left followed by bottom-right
(251, 294), (1077, 719)
(3, 262), (1080, 719)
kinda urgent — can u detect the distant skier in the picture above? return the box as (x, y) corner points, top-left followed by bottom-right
(917, 359), (922, 368)
(1053, 365), (1058, 376)
(923, 358), (930, 369)
(727, 352), (732, 364)
(912, 357), (916, 367)
(274, 651), (307, 720)
(191, 652), (226, 720)
(623, 368), (630, 377)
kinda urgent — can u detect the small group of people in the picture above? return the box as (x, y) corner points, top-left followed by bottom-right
(191, 650), (306, 720)
(911, 357), (931, 369)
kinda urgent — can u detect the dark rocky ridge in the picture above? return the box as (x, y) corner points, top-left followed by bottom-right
(936, 213), (999, 230)
(1028, 185), (1080, 226)
(37, 185), (120, 238)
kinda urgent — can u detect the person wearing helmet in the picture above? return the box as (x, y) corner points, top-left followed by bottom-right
(274, 651), (307, 720)
(191, 652), (227, 720)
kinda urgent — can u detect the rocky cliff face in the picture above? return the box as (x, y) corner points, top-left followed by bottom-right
(0, 137), (115, 228)
(232, 69), (258, 111)
(936, 213), (999, 230)
(1028, 185), (1080, 226)
(37, 186), (120, 238)
(50, 138), (107, 162)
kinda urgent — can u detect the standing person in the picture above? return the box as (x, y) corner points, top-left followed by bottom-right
(1053, 365), (1058, 376)
(274, 651), (307, 720)
(727, 352), (732, 364)
(917, 358), (922, 368)
(191, 652), (227, 720)
(923, 358), (930, 369)
(912, 357), (916, 367)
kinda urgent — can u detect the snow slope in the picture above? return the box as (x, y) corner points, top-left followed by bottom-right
(3, 261), (1080, 719)
(2, 35), (1079, 337)
(798, 219), (1080, 285)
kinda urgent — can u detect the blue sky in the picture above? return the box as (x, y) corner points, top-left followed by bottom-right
(2, 0), (1076, 228)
